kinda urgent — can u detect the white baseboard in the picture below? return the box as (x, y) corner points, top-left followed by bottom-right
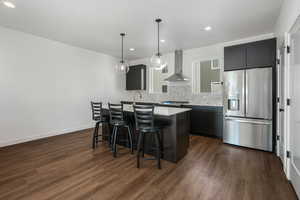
(0, 123), (94, 148)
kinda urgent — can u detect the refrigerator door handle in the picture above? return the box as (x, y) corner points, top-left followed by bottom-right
(225, 117), (272, 125)
(245, 70), (248, 116)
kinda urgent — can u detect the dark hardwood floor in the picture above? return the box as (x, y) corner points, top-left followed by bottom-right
(0, 129), (297, 200)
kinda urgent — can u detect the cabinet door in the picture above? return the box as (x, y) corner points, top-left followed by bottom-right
(190, 106), (223, 138)
(246, 38), (276, 68)
(126, 65), (146, 90)
(224, 45), (246, 71)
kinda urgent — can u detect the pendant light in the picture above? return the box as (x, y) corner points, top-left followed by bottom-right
(150, 18), (167, 70)
(116, 33), (129, 73)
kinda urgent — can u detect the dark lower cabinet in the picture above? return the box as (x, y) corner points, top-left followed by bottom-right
(187, 106), (223, 139)
(121, 101), (224, 139)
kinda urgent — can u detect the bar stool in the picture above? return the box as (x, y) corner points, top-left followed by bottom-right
(133, 104), (163, 169)
(90, 102), (110, 149)
(109, 103), (133, 157)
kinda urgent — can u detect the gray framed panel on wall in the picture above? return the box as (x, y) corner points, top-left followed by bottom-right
(192, 58), (222, 94)
(200, 60), (220, 93)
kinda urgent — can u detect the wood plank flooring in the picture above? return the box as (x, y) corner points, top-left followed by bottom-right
(0, 129), (297, 200)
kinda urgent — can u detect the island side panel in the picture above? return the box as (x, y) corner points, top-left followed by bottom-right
(155, 115), (177, 163)
(175, 111), (190, 162)
(157, 111), (190, 163)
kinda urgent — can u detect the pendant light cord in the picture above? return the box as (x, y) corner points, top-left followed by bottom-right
(158, 21), (160, 56)
(155, 18), (162, 57)
(120, 33), (125, 63)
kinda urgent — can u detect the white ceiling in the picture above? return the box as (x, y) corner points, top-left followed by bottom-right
(0, 0), (283, 60)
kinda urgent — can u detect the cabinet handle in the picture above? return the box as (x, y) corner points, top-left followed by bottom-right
(141, 68), (144, 90)
(225, 117), (272, 125)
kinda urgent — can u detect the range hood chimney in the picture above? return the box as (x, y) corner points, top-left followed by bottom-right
(164, 50), (189, 82)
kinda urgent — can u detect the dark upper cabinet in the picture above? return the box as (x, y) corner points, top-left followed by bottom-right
(224, 45), (246, 71)
(246, 38), (276, 68)
(126, 64), (146, 90)
(224, 38), (276, 71)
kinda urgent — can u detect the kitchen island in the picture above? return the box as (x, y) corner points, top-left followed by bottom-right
(102, 104), (191, 163)
(121, 101), (224, 138)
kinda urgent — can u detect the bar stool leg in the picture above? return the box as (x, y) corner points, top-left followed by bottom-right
(111, 126), (116, 151)
(154, 132), (161, 169)
(92, 126), (96, 149)
(159, 130), (164, 158)
(142, 133), (146, 157)
(127, 126), (134, 154)
(95, 122), (100, 147)
(136, 132), (144, 168)
(92, 122), (99, 149)
(107, 123), (112, 146)
(113, 126), (119, 158)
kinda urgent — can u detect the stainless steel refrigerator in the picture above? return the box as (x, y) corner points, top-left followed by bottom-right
(223, 68), (273, 151)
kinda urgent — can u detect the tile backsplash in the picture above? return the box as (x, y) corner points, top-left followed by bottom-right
(122, 84), (223, 106)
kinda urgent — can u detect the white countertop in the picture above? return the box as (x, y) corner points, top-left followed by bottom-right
(185, 103), (223, 107)
(121, 100), (223, 107)
(102, 104), (191, 116)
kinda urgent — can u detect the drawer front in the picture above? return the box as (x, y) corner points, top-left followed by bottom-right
(223, 117), (272, 151)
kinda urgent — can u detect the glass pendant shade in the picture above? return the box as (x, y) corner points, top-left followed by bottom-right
(150, 18), (167, 70)
(150, 53), (167, 70)
(116, 60), (129, 73)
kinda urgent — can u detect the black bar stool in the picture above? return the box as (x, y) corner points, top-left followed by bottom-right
(90, 102), (110, 149)
(108, 103), (133, 157)
(133, 104), (162, 169)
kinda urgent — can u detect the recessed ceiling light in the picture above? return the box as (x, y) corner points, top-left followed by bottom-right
(204, 26), (212, 31)
(160, 39), (165, 43)
(3, 1), (15, 8)
(129, 48), (135, 51)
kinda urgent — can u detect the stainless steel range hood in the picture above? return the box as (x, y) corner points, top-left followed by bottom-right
(164, 50), (189, 82)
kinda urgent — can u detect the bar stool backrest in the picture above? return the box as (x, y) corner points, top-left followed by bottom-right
(133, 104), (155, 130)
(91, 102), (103, 121)
(108, 103), (124, 122)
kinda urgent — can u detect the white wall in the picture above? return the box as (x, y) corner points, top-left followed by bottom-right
(129, 33), (274, 90)
(0, 26), (124, 147)
(183, 33), (275, 79)
(0, 25), (276, 147)
(275, 0), (300, 45)
(122, 33), (275, 106)
(274, 0), (300, 191)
